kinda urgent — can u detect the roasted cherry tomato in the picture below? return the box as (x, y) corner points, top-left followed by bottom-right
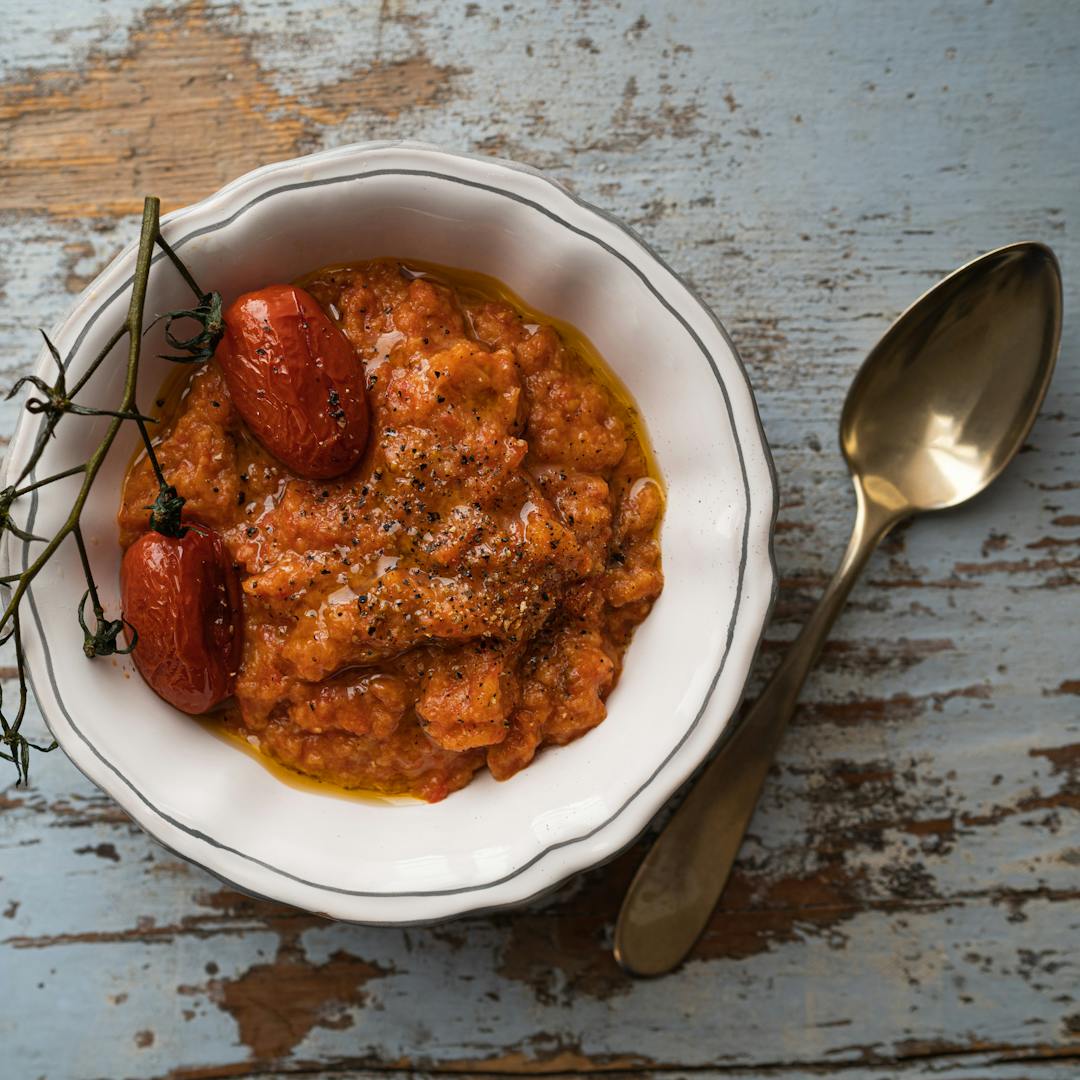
(216, 284), (369, 479)
(121, 525), (242, 714)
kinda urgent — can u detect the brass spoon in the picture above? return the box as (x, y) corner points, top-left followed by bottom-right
(615, 242), (1063, 977)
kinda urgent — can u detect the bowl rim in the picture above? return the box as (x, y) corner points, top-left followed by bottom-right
(4, 140), (778, 921)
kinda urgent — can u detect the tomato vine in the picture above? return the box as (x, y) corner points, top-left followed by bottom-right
(0, 196), (221, 784)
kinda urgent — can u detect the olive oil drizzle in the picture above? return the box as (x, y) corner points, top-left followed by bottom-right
(198, 715), (415, 805)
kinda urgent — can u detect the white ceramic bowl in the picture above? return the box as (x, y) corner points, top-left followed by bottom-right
(2, 142), (776, 922)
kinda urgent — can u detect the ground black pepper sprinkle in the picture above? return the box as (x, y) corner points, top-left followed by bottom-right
(124, 259), (662, 797)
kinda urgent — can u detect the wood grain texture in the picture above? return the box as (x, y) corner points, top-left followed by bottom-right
(1, 1), (1078, 1077)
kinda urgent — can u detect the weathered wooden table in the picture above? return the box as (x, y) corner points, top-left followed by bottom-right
(2, 2), (1077, 1077)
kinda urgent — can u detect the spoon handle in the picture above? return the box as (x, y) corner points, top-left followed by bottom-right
(614, 485), (898, 976)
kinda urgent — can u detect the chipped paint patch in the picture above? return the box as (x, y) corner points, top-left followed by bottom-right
(73, 841), (120, 861)
(497, 915), (628, 1005)
(0, 0), (467, 218)
(697, 863), (868, 961)
(183, 889), (391, 1060)
(203, 947), (390, 1060)
(1031, 742), (1080, 773)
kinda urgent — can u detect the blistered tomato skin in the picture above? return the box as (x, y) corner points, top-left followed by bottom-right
(121, 526), (242, 715)
(216, 284), (369, 479)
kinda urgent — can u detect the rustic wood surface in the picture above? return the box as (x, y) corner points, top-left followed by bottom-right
(2, 2), (1078, 1077)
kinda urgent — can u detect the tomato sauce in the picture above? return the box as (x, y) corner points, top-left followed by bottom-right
(119, 260), (664, 801)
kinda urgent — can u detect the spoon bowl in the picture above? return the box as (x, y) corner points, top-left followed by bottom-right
(842, 242), (1062, 515)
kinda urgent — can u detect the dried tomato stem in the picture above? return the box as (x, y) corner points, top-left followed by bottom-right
(0, 194), (219, 784)
(0, 196), (160, 654)
(12, 463), (87, 498)
(135, 417), (168, 490)
(0, 614), (54, 783)
(155, 232), (204, 300)
(73, 524), (104, 621)
(65, 323), (127, 401)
